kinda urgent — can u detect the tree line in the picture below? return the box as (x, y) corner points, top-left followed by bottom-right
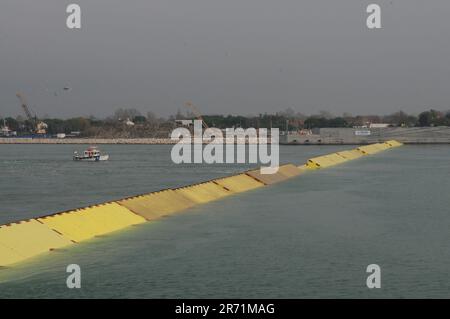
(1, 108), (450, 137)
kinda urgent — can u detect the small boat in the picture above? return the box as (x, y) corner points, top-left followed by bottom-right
(73, 146), (109, 161)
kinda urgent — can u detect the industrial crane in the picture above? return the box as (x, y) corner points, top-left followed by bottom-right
(184, 101), (209, 129)
(16, 92), (48, 134)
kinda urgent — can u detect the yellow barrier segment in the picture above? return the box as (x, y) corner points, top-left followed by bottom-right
(246, 170), (286, 184)
(356, 145), (374, 155)
(375, 143), (391, 151)
(385, 140), (403, 147)
(214, 174), (264, 192)
(306, 156), (333, 169)
(306, 153), (348, 169)
(325, 153), (348, 165)
(277, 164), (303, 178)
(308, 141), (402, 169)
(336, 149), (364, 160)
(0, 243), (24, 266)
(117, 190), (196, 221)
(246, 164), (293, 185)
(174, 181), (231, 204)
(38, 203), (146, 243)
(298, 164), (309, 171)
(357, 143), (391, 155)
(0, 219), (73, 267)
(356, 144), (375, 155)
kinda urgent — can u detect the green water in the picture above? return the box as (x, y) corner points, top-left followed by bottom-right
(0, 145), (449, 298)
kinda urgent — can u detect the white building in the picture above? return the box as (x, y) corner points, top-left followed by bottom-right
(175, 119), (194, 127)
(369, 123), (391, 128)
(1, 126), (16, 137)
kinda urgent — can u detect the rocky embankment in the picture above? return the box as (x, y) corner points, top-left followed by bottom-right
(0, 138), (176, 144)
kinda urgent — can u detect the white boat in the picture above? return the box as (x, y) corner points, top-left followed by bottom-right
(73, 146), (109, 161)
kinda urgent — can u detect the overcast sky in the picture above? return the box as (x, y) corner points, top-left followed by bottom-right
(0, 0), (449, 118)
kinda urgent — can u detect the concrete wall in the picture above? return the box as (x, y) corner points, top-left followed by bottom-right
(281, 127), (450, 144)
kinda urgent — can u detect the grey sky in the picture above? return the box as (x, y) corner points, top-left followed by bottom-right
(1, 0), (449, 118)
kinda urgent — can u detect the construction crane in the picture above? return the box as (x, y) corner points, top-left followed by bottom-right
(16, 93), (34, 123)
(184, 101), (209, 129)
(16, 92), (48, 134)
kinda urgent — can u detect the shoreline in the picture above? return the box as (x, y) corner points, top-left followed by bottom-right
(1, 137), (450, 145)
(0, 137), (270, 145)
(0, 138), (177, 144)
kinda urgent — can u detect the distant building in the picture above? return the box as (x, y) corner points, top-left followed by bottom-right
(65, 131), (81, 138)
(175, 119), (193, 127)
(1, 122), (17, 137)
(1, 126), (10, 136)
(369, 123), (391, 128)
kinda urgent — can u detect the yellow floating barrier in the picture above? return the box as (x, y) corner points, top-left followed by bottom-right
(117, 190), (196, 221)
(38, 203), (146, 243)
(174, 181), (231, 204)
(326, 153), (349, 165)
(385, 140), (403, 147)
(214, 174), (264, 192)
(356, 145), (375, 155)
(1, 140), (403, 267)
(306, 155), (334, 169)
(276, 164), (303, 178)
(0, 243), (22, 267)
(246, 164), (302, 184)
(0, 219), (73, 267)
(308, 141), (402, 168)
(376, 143), (392, 151)
(306, 153), (348, 169)
(336, 149), (364, 160)
(356, 143), (387, 155)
